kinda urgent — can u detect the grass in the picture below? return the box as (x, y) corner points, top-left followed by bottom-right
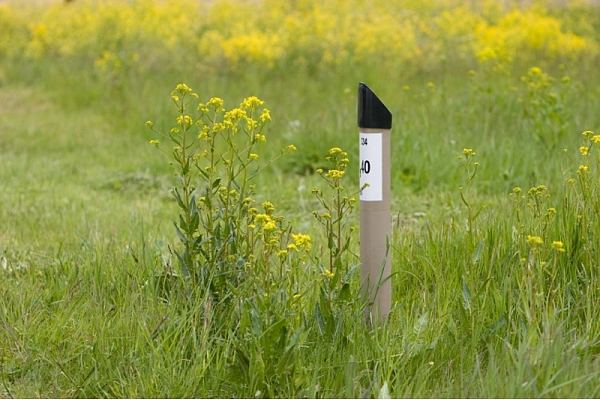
(2, 0), (600, 397)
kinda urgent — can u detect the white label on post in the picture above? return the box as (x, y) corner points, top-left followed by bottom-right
(359, 132), (383, 201)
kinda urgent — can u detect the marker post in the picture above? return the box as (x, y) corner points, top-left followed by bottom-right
(357, 82), (392, 321)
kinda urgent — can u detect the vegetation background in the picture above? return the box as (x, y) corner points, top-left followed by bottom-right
(1, 0), (600, 397)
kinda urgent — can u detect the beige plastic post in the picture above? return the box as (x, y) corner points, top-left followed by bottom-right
(358, 83), (392, 321)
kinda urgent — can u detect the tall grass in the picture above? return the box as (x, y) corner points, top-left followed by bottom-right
(2, 0), (600, 397)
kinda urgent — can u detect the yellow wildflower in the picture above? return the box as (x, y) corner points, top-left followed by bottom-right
(277, 250), (288, 258)
(207, 97), (224, 112)
(213, 122), (227, 133)
(198, 126), (210, 139)
(582, 130), (594, 139)
(529, 67), (542, 76)
(224, 108), (246, 121)
(528, 185), (546, 196)
(262, 201), (275, 213)
(246, 117), (259, 130)
(551, 241), (565, 252)
(260, 108), (271, 122)
(255, 213), (271, 224)
(462, 148), (476, 157)
(177, 115), (193, 128)
(323, 269), (335, 279)
(174, 83), (192, 94)
(526, 235), (543, 246)
(263, 221), (276, 231)
(291, 233), (311, 250)
(241, 96), (264, 110)
(326, 170), (345, 179)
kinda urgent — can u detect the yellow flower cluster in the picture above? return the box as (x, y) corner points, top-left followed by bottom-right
(474, 8), (590, 68)
(528, 185), (547, 197)
(254, 213), (276, 231)
(462, 148), (477, 157)
(525, 236), (566, 252)
(1, 0), (596, 75)
(551, 241), (565, 252)
(526, 235), (544, 246)
(2, 0), (202, 62)
(291, 233), (312, 250)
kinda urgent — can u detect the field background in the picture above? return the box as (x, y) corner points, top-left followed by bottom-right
(2, 0), (600, 397)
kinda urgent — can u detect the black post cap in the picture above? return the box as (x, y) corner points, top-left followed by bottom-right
(357, 82), (392, 129)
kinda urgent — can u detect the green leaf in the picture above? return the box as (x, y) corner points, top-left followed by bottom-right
(182, 157), (191, 175)
(345, 355), (356, 398)
(239, 302), (251, 333)
(189, 194), (197, 214)
(174, 222), (188, 245)
(315, 302), (326, 336)
(190, 212), (199, 233)
(342, 263), (360, 283)
(338, 283), (351, 301)
(264, 317), (287, 352)
(328, 234), (335, 250)
(197, 166), (209, 178)
(472, 204), (486, 221)
(341, 236), (352, 252)
(172, 249), (189, 278)
(203, 187), (212, 209)
(251, 309), (262, 337)
(460, 190), (469, 207)
(225, 281), (240, 297)
(285, 324), (303, 353)
(192, 234), (204, 252)
(413, 311), (429, 336)
(179, 214), (188, 233)
(472, 239), (485, 264)
(487, 315), (507, 335)
(462, 275), (472, 313)
(172, 188), (186, 209)
(378, 381), (391, 399)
